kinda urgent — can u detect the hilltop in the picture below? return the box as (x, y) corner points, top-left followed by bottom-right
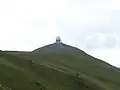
(0, 37), (120, 90)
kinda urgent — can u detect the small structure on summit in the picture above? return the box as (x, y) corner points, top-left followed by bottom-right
(33, 36), (83, 53)
(56, 36), (62, 43)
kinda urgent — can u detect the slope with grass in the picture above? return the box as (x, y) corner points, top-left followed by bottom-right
(0, 51), (104, 90)
(0, 42), (120, 90)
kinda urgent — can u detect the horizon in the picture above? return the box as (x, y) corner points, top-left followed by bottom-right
(0, 37), (119, 68)
(0, 0), (120, 67)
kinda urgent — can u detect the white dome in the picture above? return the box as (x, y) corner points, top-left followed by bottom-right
(56, 36), (61, 43)
(56, 36), (61, 40)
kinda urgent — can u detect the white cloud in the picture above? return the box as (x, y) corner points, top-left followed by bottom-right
(0, 0), (16, 16)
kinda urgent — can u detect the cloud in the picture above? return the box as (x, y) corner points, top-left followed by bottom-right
(82, 33), (119, 50)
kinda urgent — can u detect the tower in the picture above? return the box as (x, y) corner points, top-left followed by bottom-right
(56, 36), (61, 43)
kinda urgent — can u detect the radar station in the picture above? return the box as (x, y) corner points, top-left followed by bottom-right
(56, 36), (61, 43)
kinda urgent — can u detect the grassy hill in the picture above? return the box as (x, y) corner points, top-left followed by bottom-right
(0, 42), (120, 90)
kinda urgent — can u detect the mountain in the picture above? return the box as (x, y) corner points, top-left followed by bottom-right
(33, 42), (85, 54)
(0, 37), (120, 90)
(33, 36), (84, 53)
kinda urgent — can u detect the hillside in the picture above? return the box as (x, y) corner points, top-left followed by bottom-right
(0, 51), (103, 90)
(0, 39), (120, 90)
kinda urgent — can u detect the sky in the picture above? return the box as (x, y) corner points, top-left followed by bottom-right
(0, 0), (120, 67)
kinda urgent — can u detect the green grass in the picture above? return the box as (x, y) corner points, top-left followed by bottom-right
(0, 51), (120, 90)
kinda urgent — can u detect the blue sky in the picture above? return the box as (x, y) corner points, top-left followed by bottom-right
(0, 0), (120, 67)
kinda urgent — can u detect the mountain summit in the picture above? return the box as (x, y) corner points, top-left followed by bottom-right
(0, 37), (120, 90)
(33, 37), (84, 53)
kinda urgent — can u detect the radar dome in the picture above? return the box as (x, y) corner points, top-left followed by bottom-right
(56, 36), (61, 43)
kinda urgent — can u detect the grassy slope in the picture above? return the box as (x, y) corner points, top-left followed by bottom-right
(7, 51), (120, 90)
(0, 51), (104, 90)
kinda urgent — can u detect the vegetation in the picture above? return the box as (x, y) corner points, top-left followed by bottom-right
(0, 48), (120, 90)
